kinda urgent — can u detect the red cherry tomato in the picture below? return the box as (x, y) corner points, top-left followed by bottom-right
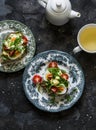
(51, 86), (58, 93)
(48, 62), (58, 68)
(22, 36), (28, 45)
(61, 73), (69, 80)
(9, 50), (15, 56)
(3, 45), (9, 51)
(32, 75), (42, 84)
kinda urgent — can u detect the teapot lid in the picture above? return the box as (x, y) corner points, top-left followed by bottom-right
(51, 0), (66, 13)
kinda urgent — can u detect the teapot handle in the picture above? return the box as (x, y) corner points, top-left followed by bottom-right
(38, 0), (48, 8)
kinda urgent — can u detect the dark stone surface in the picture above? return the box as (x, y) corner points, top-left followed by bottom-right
(0, 0), (96, 130)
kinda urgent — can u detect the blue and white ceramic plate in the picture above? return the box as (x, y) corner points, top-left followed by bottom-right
(0, 20), (36, 72)
(23, 50), (85, 112)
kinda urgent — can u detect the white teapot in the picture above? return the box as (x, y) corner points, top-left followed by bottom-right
(38, 0), (81, 26)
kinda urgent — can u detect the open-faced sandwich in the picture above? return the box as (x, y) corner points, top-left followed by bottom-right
(32, 61), (69, 103)
(1, 32), (28, 63)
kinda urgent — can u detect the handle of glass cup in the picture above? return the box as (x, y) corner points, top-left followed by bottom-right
(73, 46), (82, 54)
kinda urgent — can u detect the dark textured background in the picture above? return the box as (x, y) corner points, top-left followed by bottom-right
(0, 0), (96, 130)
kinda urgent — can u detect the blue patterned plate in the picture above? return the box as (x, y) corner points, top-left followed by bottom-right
(23, 50), (85, 112)
(0, 20), (36, 72)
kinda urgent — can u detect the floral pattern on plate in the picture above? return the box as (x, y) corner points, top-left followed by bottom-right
(23, 50), (85, 112)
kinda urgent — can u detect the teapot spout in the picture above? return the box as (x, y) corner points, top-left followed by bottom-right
(70, 10), (81, 18)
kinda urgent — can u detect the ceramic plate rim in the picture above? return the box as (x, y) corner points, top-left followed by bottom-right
(0, 20), (36, 73)
(23, 50), (85, 112)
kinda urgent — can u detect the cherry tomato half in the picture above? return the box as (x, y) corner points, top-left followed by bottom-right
(51, 86), (58, 93)
(48, 62), (58, 68)
(3, 45), (9, 51)
(22, 36), (28, 45)
(32, 75), (42, 84)
(61, 73), (69, 80)
(9, 50), (15, 56)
